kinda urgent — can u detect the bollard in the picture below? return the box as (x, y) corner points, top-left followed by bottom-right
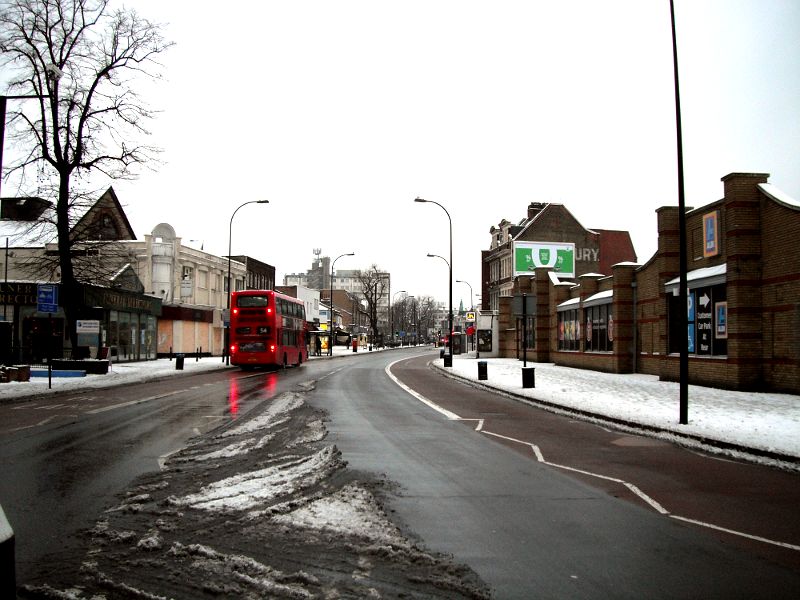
(444, 353), (453, 368)
(478, 360), (488, 381)
(0, 503), (15, 598)
(522, 366), (535, 388)
(175, 353), (185, 370)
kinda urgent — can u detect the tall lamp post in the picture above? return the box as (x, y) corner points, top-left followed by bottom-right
(456, 279), (474, 351)
(226, 200), (269, 364)
(329, 252), (354, 356)
(427, 253), (452, 363)
(670, 0), (689, 425)
(415, 198), (453, 366)
(456, 279), (473, 310)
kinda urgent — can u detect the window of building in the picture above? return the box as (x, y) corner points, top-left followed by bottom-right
(198, 270), (208, 289)
(585, 303), (612, 352)
(558, 308), (580, 351)
(516, 315), (535, 353)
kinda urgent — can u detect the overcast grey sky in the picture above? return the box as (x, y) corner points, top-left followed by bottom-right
(32, 1), (800, 307)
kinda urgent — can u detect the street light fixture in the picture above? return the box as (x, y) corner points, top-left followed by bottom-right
(329, 252), (355, 356)
(391, 290), (407, 346)
(416, 198), (453, 366)
(426, 252), (453, 361)
(226, 200), (269, 364)
(456, 280), (473, 311)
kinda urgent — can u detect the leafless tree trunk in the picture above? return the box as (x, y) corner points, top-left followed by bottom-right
(356, 264), (387, 344)
(1, 0), (171, 348)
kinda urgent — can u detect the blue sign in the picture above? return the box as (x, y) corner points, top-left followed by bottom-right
(687, 324), (696, 353)
(37, 284), (59, 313)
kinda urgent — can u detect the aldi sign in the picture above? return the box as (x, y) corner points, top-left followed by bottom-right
(513, 242), (575, 278)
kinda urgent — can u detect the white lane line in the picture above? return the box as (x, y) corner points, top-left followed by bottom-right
(385, 359), (797, 552)
(670, 515), (800, 552)
(385, 359), (461, 420)
(85, 389), (185, 414)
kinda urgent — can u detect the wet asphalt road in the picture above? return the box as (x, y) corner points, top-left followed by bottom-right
(312, 348), (800, 599)
(2, 348), (799, 598)
(0, 362), (331, 585)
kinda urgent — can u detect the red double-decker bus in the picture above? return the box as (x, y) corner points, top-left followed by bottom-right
(229, 290), (308, 368)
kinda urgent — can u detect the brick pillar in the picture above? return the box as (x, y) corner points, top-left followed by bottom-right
(533, 268), (551, 362)
(611, 263), (637, 373)
(655, 206), (683, 379)
(722, 172), (768, 389)
(497, 295), (515, 358)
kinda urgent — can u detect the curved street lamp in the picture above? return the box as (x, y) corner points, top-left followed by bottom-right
(426, 252), (452, 359)
(329, 252), (355, 356)
(226, 200), (269, 364)
(456, 279), (473, 311)
(415, 198), (453, 366)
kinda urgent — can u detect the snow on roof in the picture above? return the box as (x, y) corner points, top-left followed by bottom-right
(583, 289), (613, 307)
(665, 263), (726, 287)
(759, 183), (800, 209)
(557, 296), (581, 310)
(613, 261), (641, 268)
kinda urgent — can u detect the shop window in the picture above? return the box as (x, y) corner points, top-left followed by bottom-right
(585, 304), (612, 352)
(558, 309), (580, 351)
(668, 283), (727, 356)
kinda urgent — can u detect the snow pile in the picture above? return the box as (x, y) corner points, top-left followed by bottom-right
(272, 482), (407, 545)
(217, 392), (304, 438)
(168, 543), (317, 599)
(173, 445), (343, 512)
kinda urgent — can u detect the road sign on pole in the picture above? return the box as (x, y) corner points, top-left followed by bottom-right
(37, 284), (58, 313)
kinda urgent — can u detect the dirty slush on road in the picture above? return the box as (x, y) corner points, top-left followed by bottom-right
(20, 379), (491, 599)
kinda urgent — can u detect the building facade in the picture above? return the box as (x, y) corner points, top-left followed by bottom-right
(482, 173), (800, 394)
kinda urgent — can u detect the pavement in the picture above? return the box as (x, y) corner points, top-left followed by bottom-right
(1, 345), (798, 469)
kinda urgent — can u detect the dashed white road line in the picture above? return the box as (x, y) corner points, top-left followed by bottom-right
(386, 358), (800, 553)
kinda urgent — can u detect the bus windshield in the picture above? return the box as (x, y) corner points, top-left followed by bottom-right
(237, 295), (269, 308)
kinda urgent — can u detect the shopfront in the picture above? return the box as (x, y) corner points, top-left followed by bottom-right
(81, 284), (161, 361)
(0, 282), (161, 364)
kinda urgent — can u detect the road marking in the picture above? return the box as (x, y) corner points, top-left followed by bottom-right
(385, 360), (461, 420)
(85, 389), (186, 414)
(386, 357), (799, 553)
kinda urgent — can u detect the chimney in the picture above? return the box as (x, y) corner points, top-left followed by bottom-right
(527, 202), (546, 220)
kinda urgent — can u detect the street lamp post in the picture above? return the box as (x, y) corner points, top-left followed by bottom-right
(456, 279), (474, 351)
(456, 280), (473, 311)
(426, 253), (452, 364)
(226, 200), (269, 364)
(670, 0), (689, 425)
(391, 290), (407, 346)
(329, 252), (354, 356)
(415, 198), (453, 366)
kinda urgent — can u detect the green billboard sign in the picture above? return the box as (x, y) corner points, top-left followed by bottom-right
(513, 242), (575, 278)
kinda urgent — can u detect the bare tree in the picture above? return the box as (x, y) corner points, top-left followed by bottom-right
(0, 0), (172, 347)
(415, 295), (437, 342)
(356, 264), (387, 344)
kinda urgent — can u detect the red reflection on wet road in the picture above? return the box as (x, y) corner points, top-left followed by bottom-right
(228, 378), (240, 417)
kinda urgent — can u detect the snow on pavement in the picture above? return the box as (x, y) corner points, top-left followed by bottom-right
(443, 354), (800, 461)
